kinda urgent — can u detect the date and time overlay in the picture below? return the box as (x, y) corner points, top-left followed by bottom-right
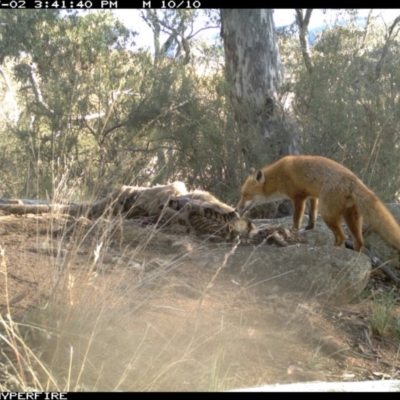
(0, 0), (205, 8)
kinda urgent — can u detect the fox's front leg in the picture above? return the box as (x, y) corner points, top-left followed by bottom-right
(305, 198), (318, 230)
(291, 197), (307, 230)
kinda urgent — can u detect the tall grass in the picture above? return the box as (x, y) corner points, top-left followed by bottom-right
(0, 179), (241, 391)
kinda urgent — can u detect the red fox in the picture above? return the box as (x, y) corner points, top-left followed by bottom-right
(236, 155), (400, 253)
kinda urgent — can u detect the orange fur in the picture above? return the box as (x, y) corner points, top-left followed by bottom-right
(237, 155), (400, 252)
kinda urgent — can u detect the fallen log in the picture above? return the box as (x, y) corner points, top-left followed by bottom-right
(0, 203), (91, 216)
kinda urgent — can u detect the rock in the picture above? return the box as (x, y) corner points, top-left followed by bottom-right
(190, 244), (371, 305)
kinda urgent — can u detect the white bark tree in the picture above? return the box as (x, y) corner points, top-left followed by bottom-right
(221, 9), (301, 159)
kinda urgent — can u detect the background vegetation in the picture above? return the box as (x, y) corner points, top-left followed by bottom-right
(0, 9), (399, 203)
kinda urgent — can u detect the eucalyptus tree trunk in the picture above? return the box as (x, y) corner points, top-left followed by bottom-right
(221, 9), (301, 161)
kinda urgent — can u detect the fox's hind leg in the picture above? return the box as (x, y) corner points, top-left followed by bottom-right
(319, 196), (347, 247)
(342, 205), (364, 251)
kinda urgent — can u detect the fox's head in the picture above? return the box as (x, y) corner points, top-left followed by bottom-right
(236, 168), (267, 215)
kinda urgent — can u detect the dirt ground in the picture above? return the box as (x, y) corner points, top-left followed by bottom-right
(0, 213), (400, 391)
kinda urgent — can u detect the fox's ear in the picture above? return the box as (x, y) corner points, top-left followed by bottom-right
(254, 169), (265, 184)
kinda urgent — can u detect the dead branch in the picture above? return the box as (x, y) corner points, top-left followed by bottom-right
(375, 15), (400, 80)
(295, 9), (314, 74)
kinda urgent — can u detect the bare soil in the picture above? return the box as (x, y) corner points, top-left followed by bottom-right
(0, 213), (399, 391)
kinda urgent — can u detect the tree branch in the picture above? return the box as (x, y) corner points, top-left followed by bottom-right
(295, 9), (314, 74)
(0, 66), (19, 122)
(20, 63), (54, 115)
(375, 15), (400, 80)
(359, 9), (374, 50)
(187, 25), (220, 40)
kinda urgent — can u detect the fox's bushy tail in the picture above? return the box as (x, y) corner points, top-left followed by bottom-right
(354, 184), (400, 251)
